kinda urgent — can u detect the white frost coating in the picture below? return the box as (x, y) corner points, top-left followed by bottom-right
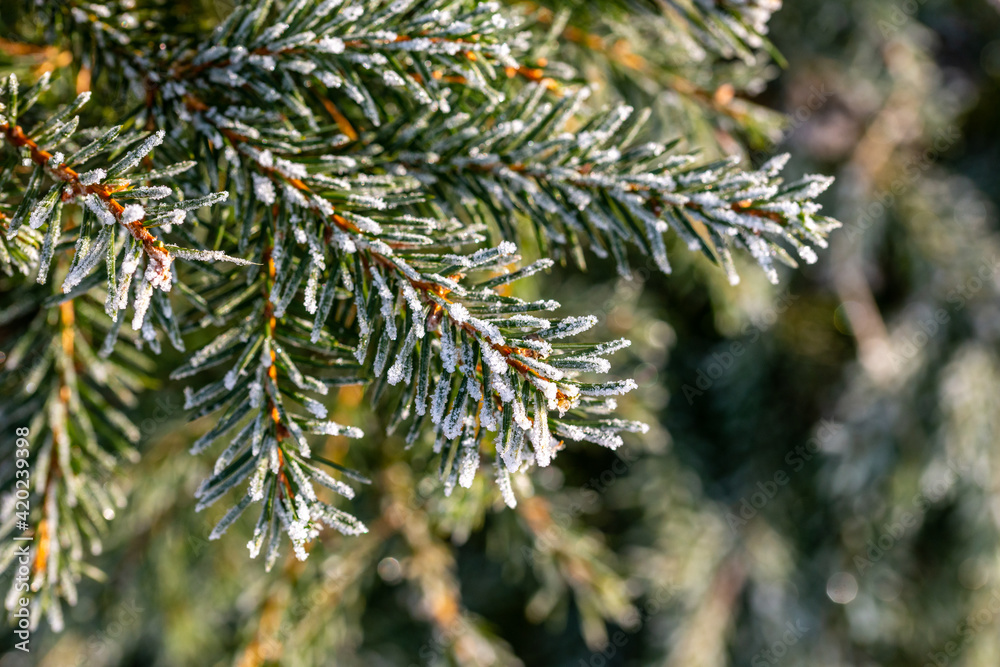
(113, 129), (165, 175)
(563, 424), (622, 450)
(590, 338), (632, 357)
(371, 269), (397, 340)
(283, 182), (309, 208)
(442, 391), (467, 439)
(209, 498), (251, 540)
(275, 158), (307, 180)
(347, 193), (387, 210)
(120, 204), (144, 225)
(491, 371), (515, 403)
(517, 337), (552, 357)
(83, 194), (116, 226)
(511, 398), (532, 430)
(254, 148), (274, 168)
(516, 355), (563, 382)
(430, 376), (451, 425)
(248, 54), (276, 71)
(145, 252), (173, 290)
(171, 248), (254, 265)
(304, 397), (328, 419)
(382, 70), (405, 87)
(496, 464), (517, 508)
(304, 264), (321, 314)
(130, 185), (174, 200)
(131, 278), (153, 330)
(578, 379), (639, 396)
(400, 282), (425, 337)
(341, 4), (364, 22)
(439, 324), (458, 373)
(319, 71), (343, 87)
(529, 393), (553, 467)
(387, 325), (418, 386)
(146, 247), (172, 290)
(529, 375), (559, 410)
(479, 399), (497, 431)
(461, 344), (482, 401)
(78, 168), (106, 186)
(145, 247), (172, 288)
(115, 251), (139, 309)
(482, 345), (508, 375)
(62, 235), (102, 293)
(252, 173), (276, 205)
(315, 0), (344, 17)
(284, 59), (316, 75)
(248, 458), (268, 501)
(309, 421), (364, 438)
(458, 435), (480, 488)
(257, 22), (289, 45)
(496, 240), (517, 256)
(308, 466), (355, 499)
(500, 426), (524, 472)
(287, 461), (317, 502)
(342, 212), (382, 235)
(562, 356), (611, 373)
(447, 302), (469, 324)
(543, 315), (599, 340)
(799, 174), (835, 198)
(467, 317), (504, 346)
(247, 526), (265, 559)
(315, 36), (345, 54)
(28, 196), (56, 230)
(249, 381), (264, 408)
(761, 153), (791, 175)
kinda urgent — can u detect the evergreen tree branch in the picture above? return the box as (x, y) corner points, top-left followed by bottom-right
(338, 87), (838, 284)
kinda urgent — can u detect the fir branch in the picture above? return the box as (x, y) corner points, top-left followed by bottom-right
(336, 87), (839, 284)
(0, 289), (151, 629)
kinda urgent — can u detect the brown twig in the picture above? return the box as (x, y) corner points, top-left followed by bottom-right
(0, 122), (171, 276)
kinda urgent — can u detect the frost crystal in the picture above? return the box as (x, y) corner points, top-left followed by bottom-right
(120, 204), (145, 225)
(252, 173), (276, 205)
(315, 36), (345, 54)
(131, 278), (153, 330)
(28, 196), (56, 230)
(496, 464), (517, 508)
(83, 194), (116, 226)
(78, 168), (106, 185)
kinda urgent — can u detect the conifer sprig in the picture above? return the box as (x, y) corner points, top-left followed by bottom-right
(0, 73), (231, 623)
(354, 87), (838, 283)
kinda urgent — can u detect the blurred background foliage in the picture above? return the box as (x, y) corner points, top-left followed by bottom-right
(3, 0), (1000, 665)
